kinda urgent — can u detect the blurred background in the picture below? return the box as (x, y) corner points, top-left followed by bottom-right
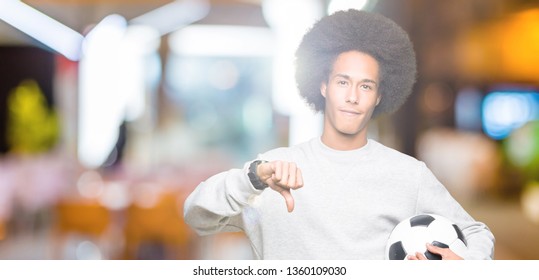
(0, 0), (538, 260)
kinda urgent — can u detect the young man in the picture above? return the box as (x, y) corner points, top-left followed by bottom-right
(183, 9), (495, 260)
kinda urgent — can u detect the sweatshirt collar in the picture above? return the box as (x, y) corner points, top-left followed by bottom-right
(312, 137), (375, 163)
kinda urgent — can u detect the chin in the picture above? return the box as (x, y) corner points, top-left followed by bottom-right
(338, 128), (363, 136)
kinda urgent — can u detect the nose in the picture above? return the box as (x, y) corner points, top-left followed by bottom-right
(345, 87), (359, 104)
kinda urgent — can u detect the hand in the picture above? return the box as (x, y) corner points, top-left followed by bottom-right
(257, 161), (304, 212)
(407, 243), (464, 260)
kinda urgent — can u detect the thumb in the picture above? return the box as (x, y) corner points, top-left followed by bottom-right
(279, 189), (295, 212)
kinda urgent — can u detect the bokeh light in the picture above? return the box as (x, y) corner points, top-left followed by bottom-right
(521, 181), (539, 224)
(482, 91), (539, 140)
(505, 121), (539, 170)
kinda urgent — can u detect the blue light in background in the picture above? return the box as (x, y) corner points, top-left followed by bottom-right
(455, 87), (483, 132)
(482, 91), (539, 140)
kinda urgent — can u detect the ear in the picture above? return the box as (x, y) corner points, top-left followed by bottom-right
(320, 83), (327, 98)
(375, 94), (382, 106)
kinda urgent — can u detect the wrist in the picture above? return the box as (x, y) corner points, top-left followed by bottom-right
(248, 160), (269, 190)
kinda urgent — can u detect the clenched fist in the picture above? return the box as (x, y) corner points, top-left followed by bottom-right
(257, 161), (304, 212)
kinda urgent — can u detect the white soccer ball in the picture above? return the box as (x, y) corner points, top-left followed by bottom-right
(385, 214), (468, 260)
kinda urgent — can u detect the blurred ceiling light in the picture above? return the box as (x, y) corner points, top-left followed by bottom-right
(78, 14), (129, 169)
(83, 14), (127, 54)
(327, 0), (377, 14)
(262, 0), (323, 32)
(169, 25), (274, 57)
(79, 15), (163, 169)
(123, 24), (161, 56)
(120, 24), (161, 122)
(0, 0), (83, 61)
(130, 0), (210, 36)
(261, 0), (324, 145)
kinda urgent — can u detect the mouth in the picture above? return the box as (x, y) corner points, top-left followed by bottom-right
(339, 108), (361, 116)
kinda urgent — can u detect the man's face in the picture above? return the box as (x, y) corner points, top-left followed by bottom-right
(320, 51), (381, 143)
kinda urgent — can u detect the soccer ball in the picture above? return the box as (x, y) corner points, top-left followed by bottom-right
(385, 214), (467, 260)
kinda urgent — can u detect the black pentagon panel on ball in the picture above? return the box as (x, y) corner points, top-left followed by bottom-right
(388, 241), (407, 260)
(410, 214), (435, 227)
(453, 224), (467, 246)
(424, 250), (441, 260)
(386, 214), (469, 260)
(424, 241), (449, 260)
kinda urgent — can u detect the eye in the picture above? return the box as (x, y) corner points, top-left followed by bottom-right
(337, 80), (349, 86)
(360, 84), (373, 91)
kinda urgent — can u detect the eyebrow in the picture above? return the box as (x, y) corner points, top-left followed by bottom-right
(333, 74), (378, 85)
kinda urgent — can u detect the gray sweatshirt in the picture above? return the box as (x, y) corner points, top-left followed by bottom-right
(184, 137), (495, 259)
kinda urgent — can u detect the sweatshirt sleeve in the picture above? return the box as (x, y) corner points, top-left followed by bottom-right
(183, 160), (264, 236)
(415, 162), (496, 260)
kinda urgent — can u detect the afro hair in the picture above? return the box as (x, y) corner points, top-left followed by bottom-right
(295, 9), (417, 117)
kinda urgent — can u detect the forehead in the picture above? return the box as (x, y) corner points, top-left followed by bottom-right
(330, 51), (379, 80)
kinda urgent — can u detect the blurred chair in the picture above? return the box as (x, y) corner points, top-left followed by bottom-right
(52, 199), (114, 259)
(0, 220), (5, 241)
(123, 191), (193, 259)
(197, 231), (254, 259)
